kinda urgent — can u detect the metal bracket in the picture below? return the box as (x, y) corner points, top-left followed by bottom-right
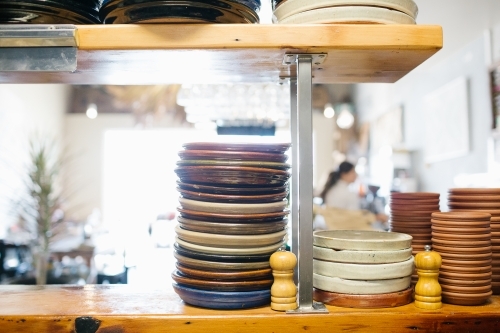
(0, 24), (77, 72)
(287, 302), (329, 314)
(282, 53), (327, 66)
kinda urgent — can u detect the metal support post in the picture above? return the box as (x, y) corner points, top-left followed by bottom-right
(289, 78), (299, 285)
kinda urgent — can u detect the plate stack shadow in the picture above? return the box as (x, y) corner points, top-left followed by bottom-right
(431, 212), (492, 306)
(448, 188), (500, 295)
(99, 0), (260, 24)
(389, 192), (440, 285)
(172, 141), (290, 309)
(0, 0), (101, 23)
(272, 0), (418, 24)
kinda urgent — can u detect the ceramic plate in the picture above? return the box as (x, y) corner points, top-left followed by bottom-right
(177, 180), (288, 195)
(174, 251), (270, 270)
(391, 192), (440, 200)
(313, 246), (412, 264)
(279, 6), (415, 24)
(274, 0), (418, 22)
(174, 243), (272, 262)
(175, 225), (287, 248)
(431, 238), (491, 248)
(176, 263), (272, 281)
(173, 283), (271, 309)
(178, 150), (288, 162)
(178, 197), (287, 214)
(448, 194), (500, 202)
(390, 204), (440, 211)
(313, 287), (413, 308)
(175, 166), (290, 186)
(176, 236), (283, 255)
(448, 202), (500, 209)
(177, 159), (291, 170)
(449, 188), (500, 195)
(172, 270), (273, 292)
(390, 198), (439, 205)
(178, 187), (288, 204)
(178, 217), (287, 235)
(0, 3), (99, 23)
(313, 273), (411, 294)
(432, 212), (491, 221)
(314, 257), (414, 280)
(314, 230), (412, 251)
(182, 142), (290, 153)
(177, 207), (289, 223)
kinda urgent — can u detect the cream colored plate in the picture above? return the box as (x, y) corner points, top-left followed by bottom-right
(173, 252), (270, 270)
(313, 273), (411, 294)
(175, 225), (287, 248)
(313, 246), (412, 264)
(274, 0), (418, 22)
(175, 236), (284, 255)
(279, 6), (416, 25)
(313, 257), (414, 280)
(314, 230), (413, 251)
(178, 197), (287, 214)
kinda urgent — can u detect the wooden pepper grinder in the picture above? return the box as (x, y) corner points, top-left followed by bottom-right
(414, 245), (442, 310)
(269, 249), (298, 311)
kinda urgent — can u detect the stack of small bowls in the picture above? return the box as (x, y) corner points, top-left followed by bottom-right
(448, 188), (500, 294)
(389, 192), (440, 284)
(312, 230), (414, 308)
(431, 212), (492, 306)
(272, 0), (418, 24)
(172, 142), (290, 309)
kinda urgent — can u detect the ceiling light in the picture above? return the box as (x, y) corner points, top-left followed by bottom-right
(323, 103), (335, 118)
(336, 108), (354, 129)
(86, 103), (98, 119)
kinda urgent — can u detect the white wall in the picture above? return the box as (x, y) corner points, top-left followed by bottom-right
(0, 84), (70, 238)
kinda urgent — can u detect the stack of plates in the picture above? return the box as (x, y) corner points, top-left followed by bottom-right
(312, 230), (414, 308)
(100, 0), (260, 24)
(0, 0), (101, 24)
(431, 212), (492, 306)
(273, 0), (418, 24)
(172, 142), (290, 309)
(448, 188), (500, 295)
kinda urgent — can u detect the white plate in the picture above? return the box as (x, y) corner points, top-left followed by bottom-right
(313, 257), (414, 280)
(274, 0), (418, 22)
(176, 236), (284, 255)
(313, 246), (412, 264)
(175, 225), (287, 248)
(278, 6), (416, 25)
(313, 273), (411, 294)
(314, 230), (412, 251)
(178, 197), (288, 214)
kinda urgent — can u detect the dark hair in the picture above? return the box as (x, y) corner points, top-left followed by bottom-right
(319, 161), (355, 201)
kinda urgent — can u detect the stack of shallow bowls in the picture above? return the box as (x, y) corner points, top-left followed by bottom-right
(0, 0), (101, 23)
(172, 142), (290, 309)
(100, 0), (260, 24)
(431, 212), (492, 306)
(448, 188), (500, 295)
(312, 230), (414, 308)
(273, 0), (417, 24)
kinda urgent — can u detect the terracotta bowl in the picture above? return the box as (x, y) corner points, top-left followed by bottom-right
(432, 244), (492, 254)
(450, 208), (500, 215)
(391, 211), (436, 218)
(492, 217), (500, 222)
(448, 201), (500, 209)
(492, 253), (500, 260)
(441, 284), (492, 294)
(391, 192), (440, 200)
(439, 270), (492, 280)
(492, 245), (500, 251)
(432, 231), (491, 241)
(390, 204), (440, 211)
(432, 211), (491, 221)
(391, 227), (431, 235)
(431, 225), (491, 234)
(439, 276), (491, 286)
(390, 223), (432, 230)
(439, 252), (492, 260)
(442, 295), (490, 306)
(391, 216), (432, 222)
(390, 198), (440, 205)
(449, 188), (500, 195)
(440, 264), (491, 273)
(448, 194), (500, 202)
(492, 231), (500, 238)
(441, 258), (491, 267)
(492, 267), (500, 274)
(431, 220), (491, 228)
(431, 238), (491, 248)
(491, 239), (500, 245)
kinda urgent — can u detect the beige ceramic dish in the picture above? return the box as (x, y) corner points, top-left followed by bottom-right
(313, 230), (412, 251)
(313, 257), (414, 280)
(313, 246), (412, 264)
(313, 273), (411, 294)
(178, 197), (287, 214)
(175, 236), (283, 255)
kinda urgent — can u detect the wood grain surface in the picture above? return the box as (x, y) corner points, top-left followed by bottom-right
(0, 285), (499, 333)
(0, 24), (442, 85)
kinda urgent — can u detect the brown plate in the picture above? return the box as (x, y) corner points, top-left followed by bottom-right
(431, 225), (491, 234)
(442, 295), (491, 306)
(390, 198), (439, 205)
(449, 188), (500, 195)
(390, 211), (436, 217)
(449, 202), (500, 209)
(441, 284), (492, 294)
(390, 222), (431, 229)
(439, 252), (492, 260)
(177, 187), (288, 204)
(175, 263), (272, 281)
(313, 287), (413, 308)
(390, 215), (432, 221)
(441, 258), (492, 266)
(177, 207), (289, 223)
(432, 211), (491, 220)
(178, 149), (288, 162)
(450, 209), (500, 215)
(492, 231), (500, 238)
(439, 277), (491, 286)
(171, 270), (273, 292)
(390, 226), (431, 234)
(431, 220), (491, 228)
(440, 264), (491, 273)
(390, 204), (440, 211)
(432, 244), (492, 254)
(439, 270), (492, 280)
(432, 238), (491, 247)
(175, 166), (290, 186)
(391, 192), (440, 199)
(432, 231), (491, 241)
(448, 194), (500, 202)
(177, 217), (288, 235)
(176, 180), (288, 195)
(182, 142), (291, 153)
(174, 252), (270, 271)
(492, 217), (500, 222)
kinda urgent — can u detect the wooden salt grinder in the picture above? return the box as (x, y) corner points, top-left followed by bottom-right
(414, 245), (442, 310)
(270, 250), (298, 311)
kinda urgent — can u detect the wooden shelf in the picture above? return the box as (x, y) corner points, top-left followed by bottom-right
(0, 24), (442, 85)
(0, 285), (498, 333)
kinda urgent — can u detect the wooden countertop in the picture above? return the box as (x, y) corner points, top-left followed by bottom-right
(0, 285), (499, 333)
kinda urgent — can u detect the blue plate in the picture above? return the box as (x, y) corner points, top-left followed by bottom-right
(173, 283), (271, 309)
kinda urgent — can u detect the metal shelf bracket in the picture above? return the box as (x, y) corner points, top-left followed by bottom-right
(0, 24), (77, 72)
